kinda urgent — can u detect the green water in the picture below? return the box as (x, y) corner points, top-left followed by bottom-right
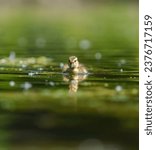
(0, 2), (138, 150)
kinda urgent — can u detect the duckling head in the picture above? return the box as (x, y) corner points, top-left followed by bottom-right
(68, 56), (79, 69)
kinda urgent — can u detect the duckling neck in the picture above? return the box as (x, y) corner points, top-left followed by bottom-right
(71, 67), (79, 74)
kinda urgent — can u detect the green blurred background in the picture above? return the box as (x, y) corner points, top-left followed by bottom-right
(0, 0), (138, 150)
(0, 0), (138, 58)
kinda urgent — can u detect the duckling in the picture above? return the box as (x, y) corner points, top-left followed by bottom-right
(62, 56), (87, 74)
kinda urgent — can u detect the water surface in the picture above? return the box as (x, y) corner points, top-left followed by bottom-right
(0, 2), (138, 150)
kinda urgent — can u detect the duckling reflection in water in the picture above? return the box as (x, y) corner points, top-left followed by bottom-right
(62, 56), (88, 93)
(63, 74), (87, 93)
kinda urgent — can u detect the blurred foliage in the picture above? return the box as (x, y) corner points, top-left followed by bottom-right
(0, 3), (138, 59)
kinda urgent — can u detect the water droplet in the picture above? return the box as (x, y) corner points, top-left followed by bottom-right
(132, 88), (138, 95)
(28, 72), (35, 76)
(27, 57), (36, 64)
(1, 59), (6, 64)
(36, 37), (46, 48)
(118, 59), (126, 67)
(38, 67), (43, 71)
(95, 52), (102, 60)
(79, 39), (91, 50)
(21, 82), (32, 90)
(9, 51), (16, 61)
(19, 60), (23, 64)
(120, 68), (123, 72)
(104, 83), (108, 87)
(9, 81), (15, 87)
(21, 64), (27, 68)
(115, 85), (123, 92)
(120, 59), (126, 64)
(49, 81), (55, 86)
(60, 62), (64, 68)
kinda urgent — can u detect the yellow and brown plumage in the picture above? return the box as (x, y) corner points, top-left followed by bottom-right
(62, 56), (87, 74)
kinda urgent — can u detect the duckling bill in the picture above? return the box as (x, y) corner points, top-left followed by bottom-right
(62, 56), (87, 74)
